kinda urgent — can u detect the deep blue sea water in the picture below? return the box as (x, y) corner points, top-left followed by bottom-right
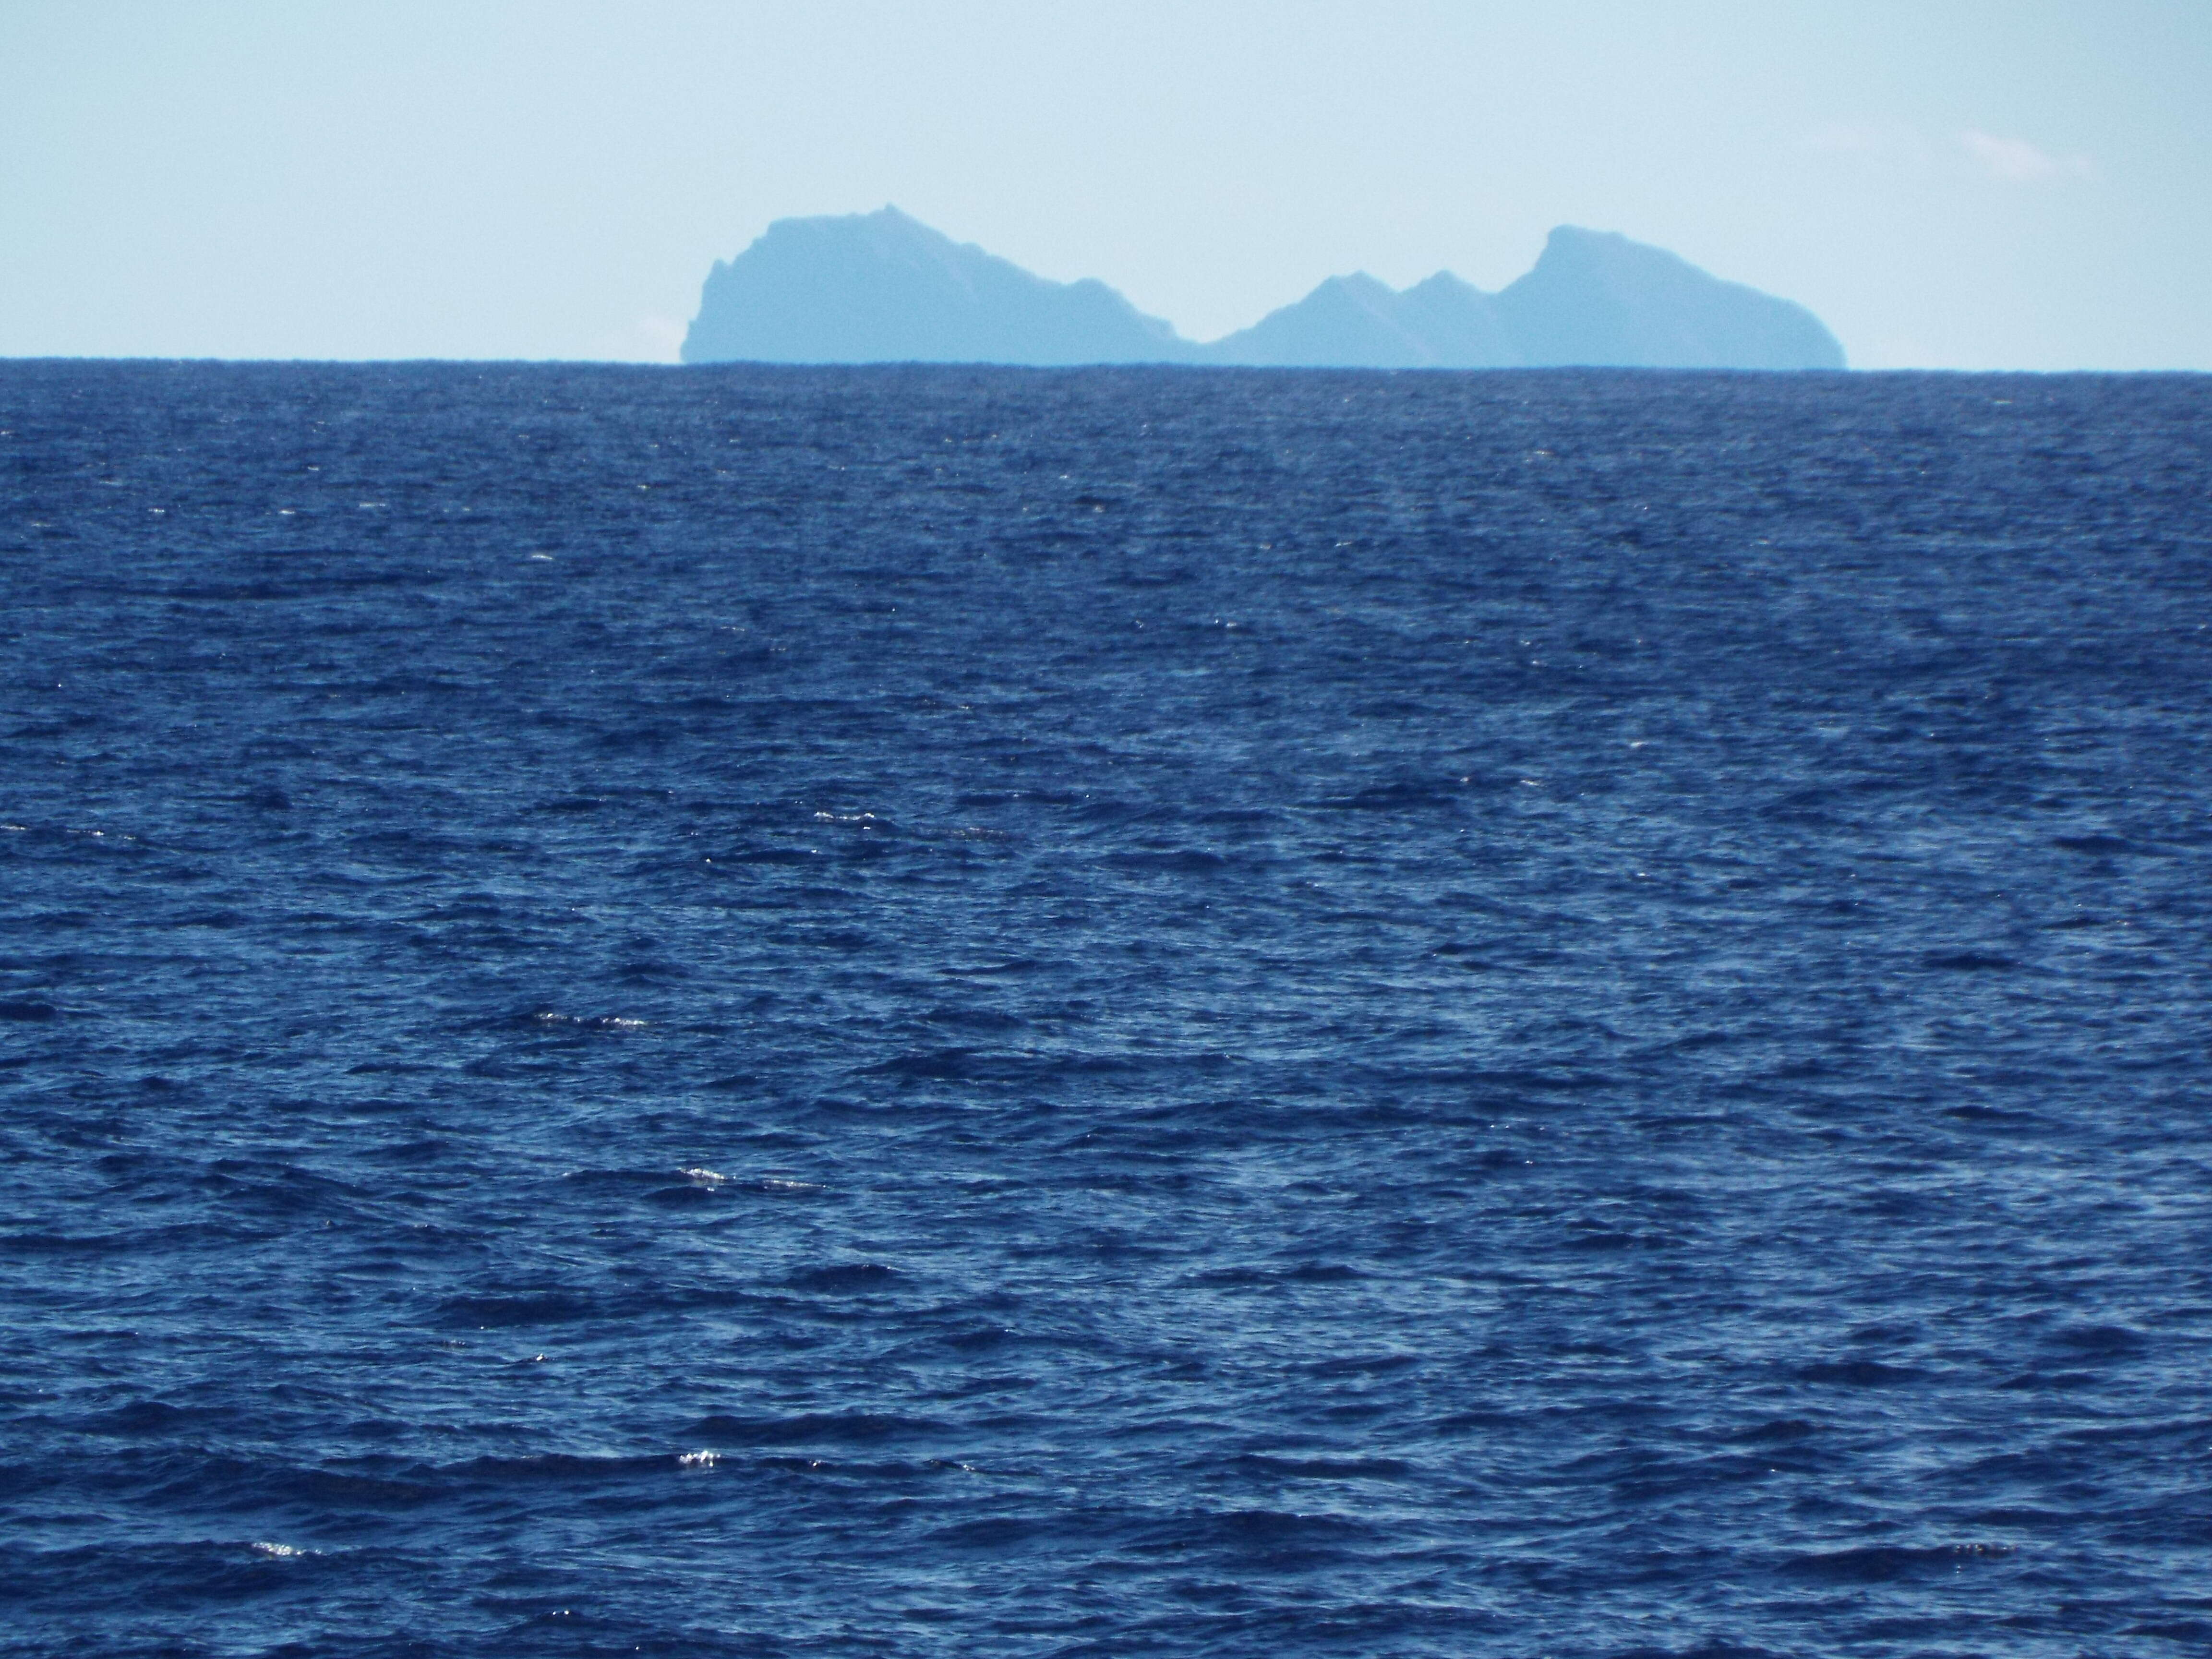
(2, 361), (2209, 1658)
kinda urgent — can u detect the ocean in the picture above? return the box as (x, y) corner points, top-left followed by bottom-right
(2, 361), (2208, 1657)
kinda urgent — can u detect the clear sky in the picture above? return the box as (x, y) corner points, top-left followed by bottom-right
(3, 0), (2206, 369)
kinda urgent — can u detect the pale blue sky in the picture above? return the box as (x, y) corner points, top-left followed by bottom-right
(3, 1), (2205, 368)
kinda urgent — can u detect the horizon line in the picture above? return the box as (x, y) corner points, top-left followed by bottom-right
(6, 355), (2208, 375)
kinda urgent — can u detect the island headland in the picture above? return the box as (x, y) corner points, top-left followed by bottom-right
(681, 206), (1846, 370)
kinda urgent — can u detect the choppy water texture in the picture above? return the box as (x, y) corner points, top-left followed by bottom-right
(3, 362), (2210, 1658)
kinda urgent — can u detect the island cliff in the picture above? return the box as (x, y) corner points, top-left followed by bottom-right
(680, 207), (1186, 367)
(680, 208), (1845, 370)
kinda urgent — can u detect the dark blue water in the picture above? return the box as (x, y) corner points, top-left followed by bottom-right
(3, 361), (2209, 1657)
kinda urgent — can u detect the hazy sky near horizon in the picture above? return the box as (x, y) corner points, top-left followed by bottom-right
(3, 1), (2207, 369)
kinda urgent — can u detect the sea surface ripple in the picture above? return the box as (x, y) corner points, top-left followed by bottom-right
(2, 362), (2209, 1657)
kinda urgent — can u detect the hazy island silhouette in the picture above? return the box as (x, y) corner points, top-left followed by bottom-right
(682, 206), (1845, 370)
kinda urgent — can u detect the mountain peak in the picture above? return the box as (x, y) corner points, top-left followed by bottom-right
(1325, 272), (1398, 301)
(682, 215), (1844, 370)
(1498, 228), (1845, 368)
(682, 207), (1185, 365)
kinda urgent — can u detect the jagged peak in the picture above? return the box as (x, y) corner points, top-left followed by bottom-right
(1402, 270), (1489, 301)
(1319, 271), (1398, 301)
(1527, 225), (1703, 281)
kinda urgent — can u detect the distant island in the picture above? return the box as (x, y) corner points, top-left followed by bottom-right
(681, 207), (1846, 371)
